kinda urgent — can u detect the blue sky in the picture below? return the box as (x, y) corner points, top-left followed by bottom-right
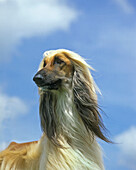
(0, 0), (136, 169)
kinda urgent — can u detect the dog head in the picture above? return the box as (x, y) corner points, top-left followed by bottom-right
(33, 50), (74, 91)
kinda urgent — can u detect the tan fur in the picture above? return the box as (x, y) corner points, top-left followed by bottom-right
(0, 49), (108, 170)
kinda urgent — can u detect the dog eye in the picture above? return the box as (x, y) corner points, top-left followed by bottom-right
(54, 57), (65, 65)
(43, 60), (46, 67)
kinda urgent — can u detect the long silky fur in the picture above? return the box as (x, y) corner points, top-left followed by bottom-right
(39, 92), (57, 143)
(0, 49), (110, 170)
(73, 69), (110, 143)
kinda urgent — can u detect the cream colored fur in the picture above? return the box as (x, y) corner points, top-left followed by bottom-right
(0, 49), (106, 170)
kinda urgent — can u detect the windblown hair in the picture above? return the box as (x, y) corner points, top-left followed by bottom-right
(0, 49), (110, 170)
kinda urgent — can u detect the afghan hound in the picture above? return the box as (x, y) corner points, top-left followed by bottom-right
(0, 49), (110, 170)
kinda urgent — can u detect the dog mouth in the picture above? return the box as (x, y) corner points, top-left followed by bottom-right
(44, 79), (62, 90)
(36, 79), (62, 90)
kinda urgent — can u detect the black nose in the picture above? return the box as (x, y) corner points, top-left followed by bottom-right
(33, 72), (45, 86)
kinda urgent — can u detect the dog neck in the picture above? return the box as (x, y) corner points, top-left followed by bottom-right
(39, 88), (104, 169)
(39, 87), (95, 147)
(39, 88), (80, 139)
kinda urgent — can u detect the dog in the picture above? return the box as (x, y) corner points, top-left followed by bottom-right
(0, 49), (110, 170)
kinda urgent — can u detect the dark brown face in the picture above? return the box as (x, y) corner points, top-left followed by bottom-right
(33, 53), (73, 90)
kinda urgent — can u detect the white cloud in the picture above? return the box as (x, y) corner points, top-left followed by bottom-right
(115, 127), (136, 169)
(0, 0), (78, 61)
(114, 0), (135, 14)
(0, 91), (28, 124)
(0, 141), (9, 151)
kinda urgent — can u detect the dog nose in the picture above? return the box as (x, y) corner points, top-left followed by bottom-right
(33, 73), (45, 85)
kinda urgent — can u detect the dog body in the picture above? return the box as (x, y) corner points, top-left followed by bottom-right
(0, 49), (109, 169)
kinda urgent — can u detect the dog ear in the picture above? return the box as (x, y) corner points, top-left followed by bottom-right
(73, 69), (111, 143)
